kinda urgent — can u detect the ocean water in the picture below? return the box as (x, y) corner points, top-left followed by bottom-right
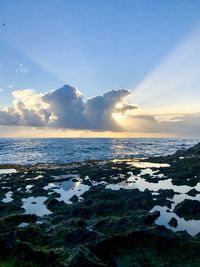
(0, 138), (199, 165)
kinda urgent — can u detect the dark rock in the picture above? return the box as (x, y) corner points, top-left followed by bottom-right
(144, 211), (160, 225)
(16, 225), (48, 245)
(91, 229), (200, 267)
(187, 189), (199, 197)
(45, 198), (69, 213)
(0, 214), (37, 230)
(67, 246), (106, 267)
(72, 178), (79, 182)
(65, 228), (99, 246)
(168, 217), (178, 228)
(174, 199), (200, 220)
(167, 202), (172, 209)
(71, 218), (87, 227)
(69, 194), (79, 203)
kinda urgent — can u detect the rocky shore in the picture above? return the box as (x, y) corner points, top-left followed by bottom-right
(1, 142), (200, 266)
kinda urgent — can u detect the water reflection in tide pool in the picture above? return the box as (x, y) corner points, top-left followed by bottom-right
(0, 169), (16, 175)
(2, 191), (13, 203)
(151, 193), (200, 236)
(18, 222), (29, 228)
(44, 179), (90, 204)
(22, 196), (52, 216)
(106, 173), (200, 194)
(106, 168), (200, 236)
(151, 205), (200, 236)
(128, 162), (170, 168)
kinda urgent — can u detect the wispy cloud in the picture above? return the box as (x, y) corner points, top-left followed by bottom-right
(7, 85), (14, 89)
(16, 63), (28, 74)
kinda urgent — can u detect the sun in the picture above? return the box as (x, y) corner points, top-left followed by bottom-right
(112, 112), (125, 122)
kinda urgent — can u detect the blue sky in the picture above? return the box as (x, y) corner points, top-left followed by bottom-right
(1, 0), (200, 105)
(0, 1), (200, 137)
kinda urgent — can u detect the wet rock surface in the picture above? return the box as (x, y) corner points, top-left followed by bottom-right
(174, 199), (200, 220)
(187, 188), (199, 197)
(0, 143), (200, 266)
(168, 217), (178, 228)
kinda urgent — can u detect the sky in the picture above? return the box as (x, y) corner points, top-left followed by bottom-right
(0, 0), (200, 137)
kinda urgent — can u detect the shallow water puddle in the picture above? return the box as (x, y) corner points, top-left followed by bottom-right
(2, 191), (13, 203)
(151, 193), (200, 236)
(22, 196), (52, 216)
(18, 222), (29, 228)
(26, 185), (34, 193)
(0, 169), (16, 175)
(140, 168), (158, 176)
(26, 175), (43, 181)
(44, 179), (90, 204)
(151, 206), (200, 236)
(43, 183), (59, 190)
(106, 166), (200, 236)
(106, 175), (195, 193)
(128, 162), (170, 168)
(106, 171), (200, 194)
(56, 180), (90, 204)
(139, 168), (165, 179)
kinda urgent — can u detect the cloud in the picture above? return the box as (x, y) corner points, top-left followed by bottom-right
(16, 63), (28, 74)
(0, 85), (14, 94)
(82, 89), (136, 131)
(122, 113), (200, 136)
(1, 84), (199, 136)
(7, 85), (14, 89)
(0, 84), (136, 131)
(115, 103), (138, 114)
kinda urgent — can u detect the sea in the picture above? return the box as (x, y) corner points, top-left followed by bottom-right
(0, 138), (199, 165)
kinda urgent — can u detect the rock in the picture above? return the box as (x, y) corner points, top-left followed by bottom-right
(65, 228), (99, 246)
(174, 199), (200, 220)
(45, 198), (69, 213)
(72, 178), (79, 182)
(67, 246), (106, 267)
(168, 217), (178, 228)
(91, 229), (200, 267)
(167, 202), (172, 209)
(74, 218), (87, 227)
(69, 194), (79, 203)
(144, 211), (160, 225)
(70, 218), (86, 228)
(187, 189), (199, 197)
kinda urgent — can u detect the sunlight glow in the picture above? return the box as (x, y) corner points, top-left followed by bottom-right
(0, 126), (175, 138)
(128, 26), (200, 113)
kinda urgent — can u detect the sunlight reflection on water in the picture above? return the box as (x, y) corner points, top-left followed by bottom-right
(0, 138), (198, 164)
